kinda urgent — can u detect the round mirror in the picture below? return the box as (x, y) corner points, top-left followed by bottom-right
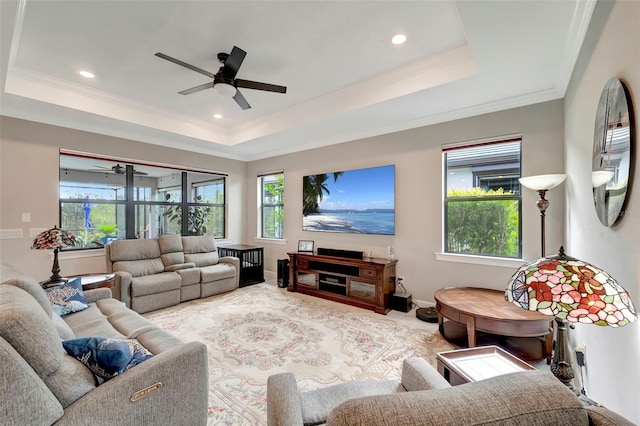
(592, 78), (633, 227)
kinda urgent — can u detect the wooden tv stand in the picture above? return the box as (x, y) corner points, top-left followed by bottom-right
(287, 252), (397, 314)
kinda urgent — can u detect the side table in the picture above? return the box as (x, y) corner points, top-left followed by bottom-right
(217, 244), (264, 287)
(76, 273), (116, 290)
(437, 345), (534, 385)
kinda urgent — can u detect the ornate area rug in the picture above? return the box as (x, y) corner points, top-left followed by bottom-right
(144, 283), (453, 425)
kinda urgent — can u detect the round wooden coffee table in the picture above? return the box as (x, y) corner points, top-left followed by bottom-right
(434, 287), (553, 362)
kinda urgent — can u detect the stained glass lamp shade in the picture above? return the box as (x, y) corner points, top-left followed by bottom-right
(506, 246), (636, 388)
(31, 226), (77, 286)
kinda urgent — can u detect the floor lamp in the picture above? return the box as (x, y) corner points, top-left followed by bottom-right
(518, 174), (567, 257)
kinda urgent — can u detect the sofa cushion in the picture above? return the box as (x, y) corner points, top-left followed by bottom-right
(326, 370), (589, 426)
(108, 239), (161, 262)
(63, 299), (161, 339)
(45, 278), (89, 317)
(62, 337), (154, 380)
(177, 267), (201, 286)
(185, 252), (220, 267)
(0, 263), (53, 317)
(113, 258), (165, 278)
(130, 272), (181, 297)
(165, 262), (196, 272)
(301, 380), (402, 426)
(201, 263), (236, 283)
(52, 313), (75, 340)
(182, 236), (220, 266)
(182, 235), (218, 254)
(158, 234), (184, 254)
(0, 286), (96, 407)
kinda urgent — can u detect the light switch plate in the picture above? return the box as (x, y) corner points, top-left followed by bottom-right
(0, 229), (24, 239)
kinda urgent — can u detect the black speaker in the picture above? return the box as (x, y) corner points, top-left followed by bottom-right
(391, 293), (412, 312)
(277, 259), (289, 288)
(317, 247), (363, 259)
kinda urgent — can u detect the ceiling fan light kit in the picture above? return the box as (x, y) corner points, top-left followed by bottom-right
(155, 45), (287, 110)
(214, 83), (237, 98)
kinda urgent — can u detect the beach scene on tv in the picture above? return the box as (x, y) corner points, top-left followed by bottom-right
(302, 165), (395, 235)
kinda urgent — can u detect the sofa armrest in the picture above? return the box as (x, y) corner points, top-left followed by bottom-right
(401, 357), (451, 391)
(55, 341), (208, 426)
(586, 405), (635, 426)
(83, 288), (112, 304)
(219, 256), (240, 288)
(114, 271), (132, 308)
(267, 373), (304, 426)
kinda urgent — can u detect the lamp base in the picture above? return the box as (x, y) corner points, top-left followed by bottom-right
(550, 318), (575, 390)
(40, 276), (69, 289)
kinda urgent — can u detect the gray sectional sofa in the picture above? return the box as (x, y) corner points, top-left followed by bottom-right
(106, 235), (239, 314)
(0, 264), (208, 426)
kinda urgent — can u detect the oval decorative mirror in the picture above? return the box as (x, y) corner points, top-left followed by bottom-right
(592, 78), (633, 227)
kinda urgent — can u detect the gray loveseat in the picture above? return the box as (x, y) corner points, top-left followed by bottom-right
(0, 264), (208, 425)
(106, 235), (239, 314)
(267, 357), (633, 426)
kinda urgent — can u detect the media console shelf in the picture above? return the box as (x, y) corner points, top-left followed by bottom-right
(287, 252), (397, 314)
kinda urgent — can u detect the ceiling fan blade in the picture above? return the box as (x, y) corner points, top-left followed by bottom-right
(155, 52), (216, 79)
(236, 79), (287, 94)
(223, 46), (246, 79)
(178, 82), (214, 95)
(233, 89), (251, 110)
(134, 170), (148, 176)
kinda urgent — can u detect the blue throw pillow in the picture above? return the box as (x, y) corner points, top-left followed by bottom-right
(45, 277), (89, 317)
(63, 337), (154, 380)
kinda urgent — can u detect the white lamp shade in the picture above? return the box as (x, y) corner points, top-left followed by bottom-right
(519, 174), (567, 191)
(591, 170), (615, 187)
(214, 83), (237, 98)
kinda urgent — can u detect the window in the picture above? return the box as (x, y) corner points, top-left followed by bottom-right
(259, 172), (284, 239)
(443, 138), (521, 258)
(60, 153), (226, 249)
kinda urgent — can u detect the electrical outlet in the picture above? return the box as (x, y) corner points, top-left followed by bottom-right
(575, 346), (586, 367)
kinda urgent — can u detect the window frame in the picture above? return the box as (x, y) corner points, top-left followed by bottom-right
(443, 137), (522, 259)
(59, 152), (227, 249)
(258, 172), (284, 239)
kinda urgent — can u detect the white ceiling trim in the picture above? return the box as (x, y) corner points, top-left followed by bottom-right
(553, 0), (597, 94)
(230, 44), (477, 146)
(5, 66), (232, 144)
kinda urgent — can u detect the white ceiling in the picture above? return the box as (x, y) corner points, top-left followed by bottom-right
(1, 0), (596, 162)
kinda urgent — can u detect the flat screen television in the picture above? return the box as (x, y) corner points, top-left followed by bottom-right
(302, 165), (395, 235)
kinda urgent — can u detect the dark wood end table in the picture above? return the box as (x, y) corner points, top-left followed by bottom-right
(434, 287), (553, 362)
(76, 273), (116, 290)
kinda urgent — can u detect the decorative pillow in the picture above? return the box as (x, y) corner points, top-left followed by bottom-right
(52, 312), (75, 340)
(45, 277), (89, 317)
(62, 337), (154, 380)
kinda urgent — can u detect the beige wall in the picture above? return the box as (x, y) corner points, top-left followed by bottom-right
(564, 1), (639, 422)
(0, 116), (246, 280)
(246, 100), (565, 303)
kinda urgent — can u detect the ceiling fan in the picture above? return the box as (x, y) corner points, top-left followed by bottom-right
(155, 46), (287, 110)
(92, 164), (148, 175)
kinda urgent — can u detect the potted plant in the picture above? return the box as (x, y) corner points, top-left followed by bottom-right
(97, 224), (118, 244)
(163, 195), (212, 236)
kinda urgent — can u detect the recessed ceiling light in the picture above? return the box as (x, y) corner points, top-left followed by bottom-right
(213, 114), (223, 119)
(79, 71), (95, 78)
(391, 34), (407, 45)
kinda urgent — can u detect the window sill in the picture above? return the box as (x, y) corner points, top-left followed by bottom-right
(55, 249), (105, 260)
(255, 237), (287, 245)
(434, 252), (524, 268)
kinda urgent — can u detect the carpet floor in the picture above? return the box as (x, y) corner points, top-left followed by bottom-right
(144, 282), (454, 425)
